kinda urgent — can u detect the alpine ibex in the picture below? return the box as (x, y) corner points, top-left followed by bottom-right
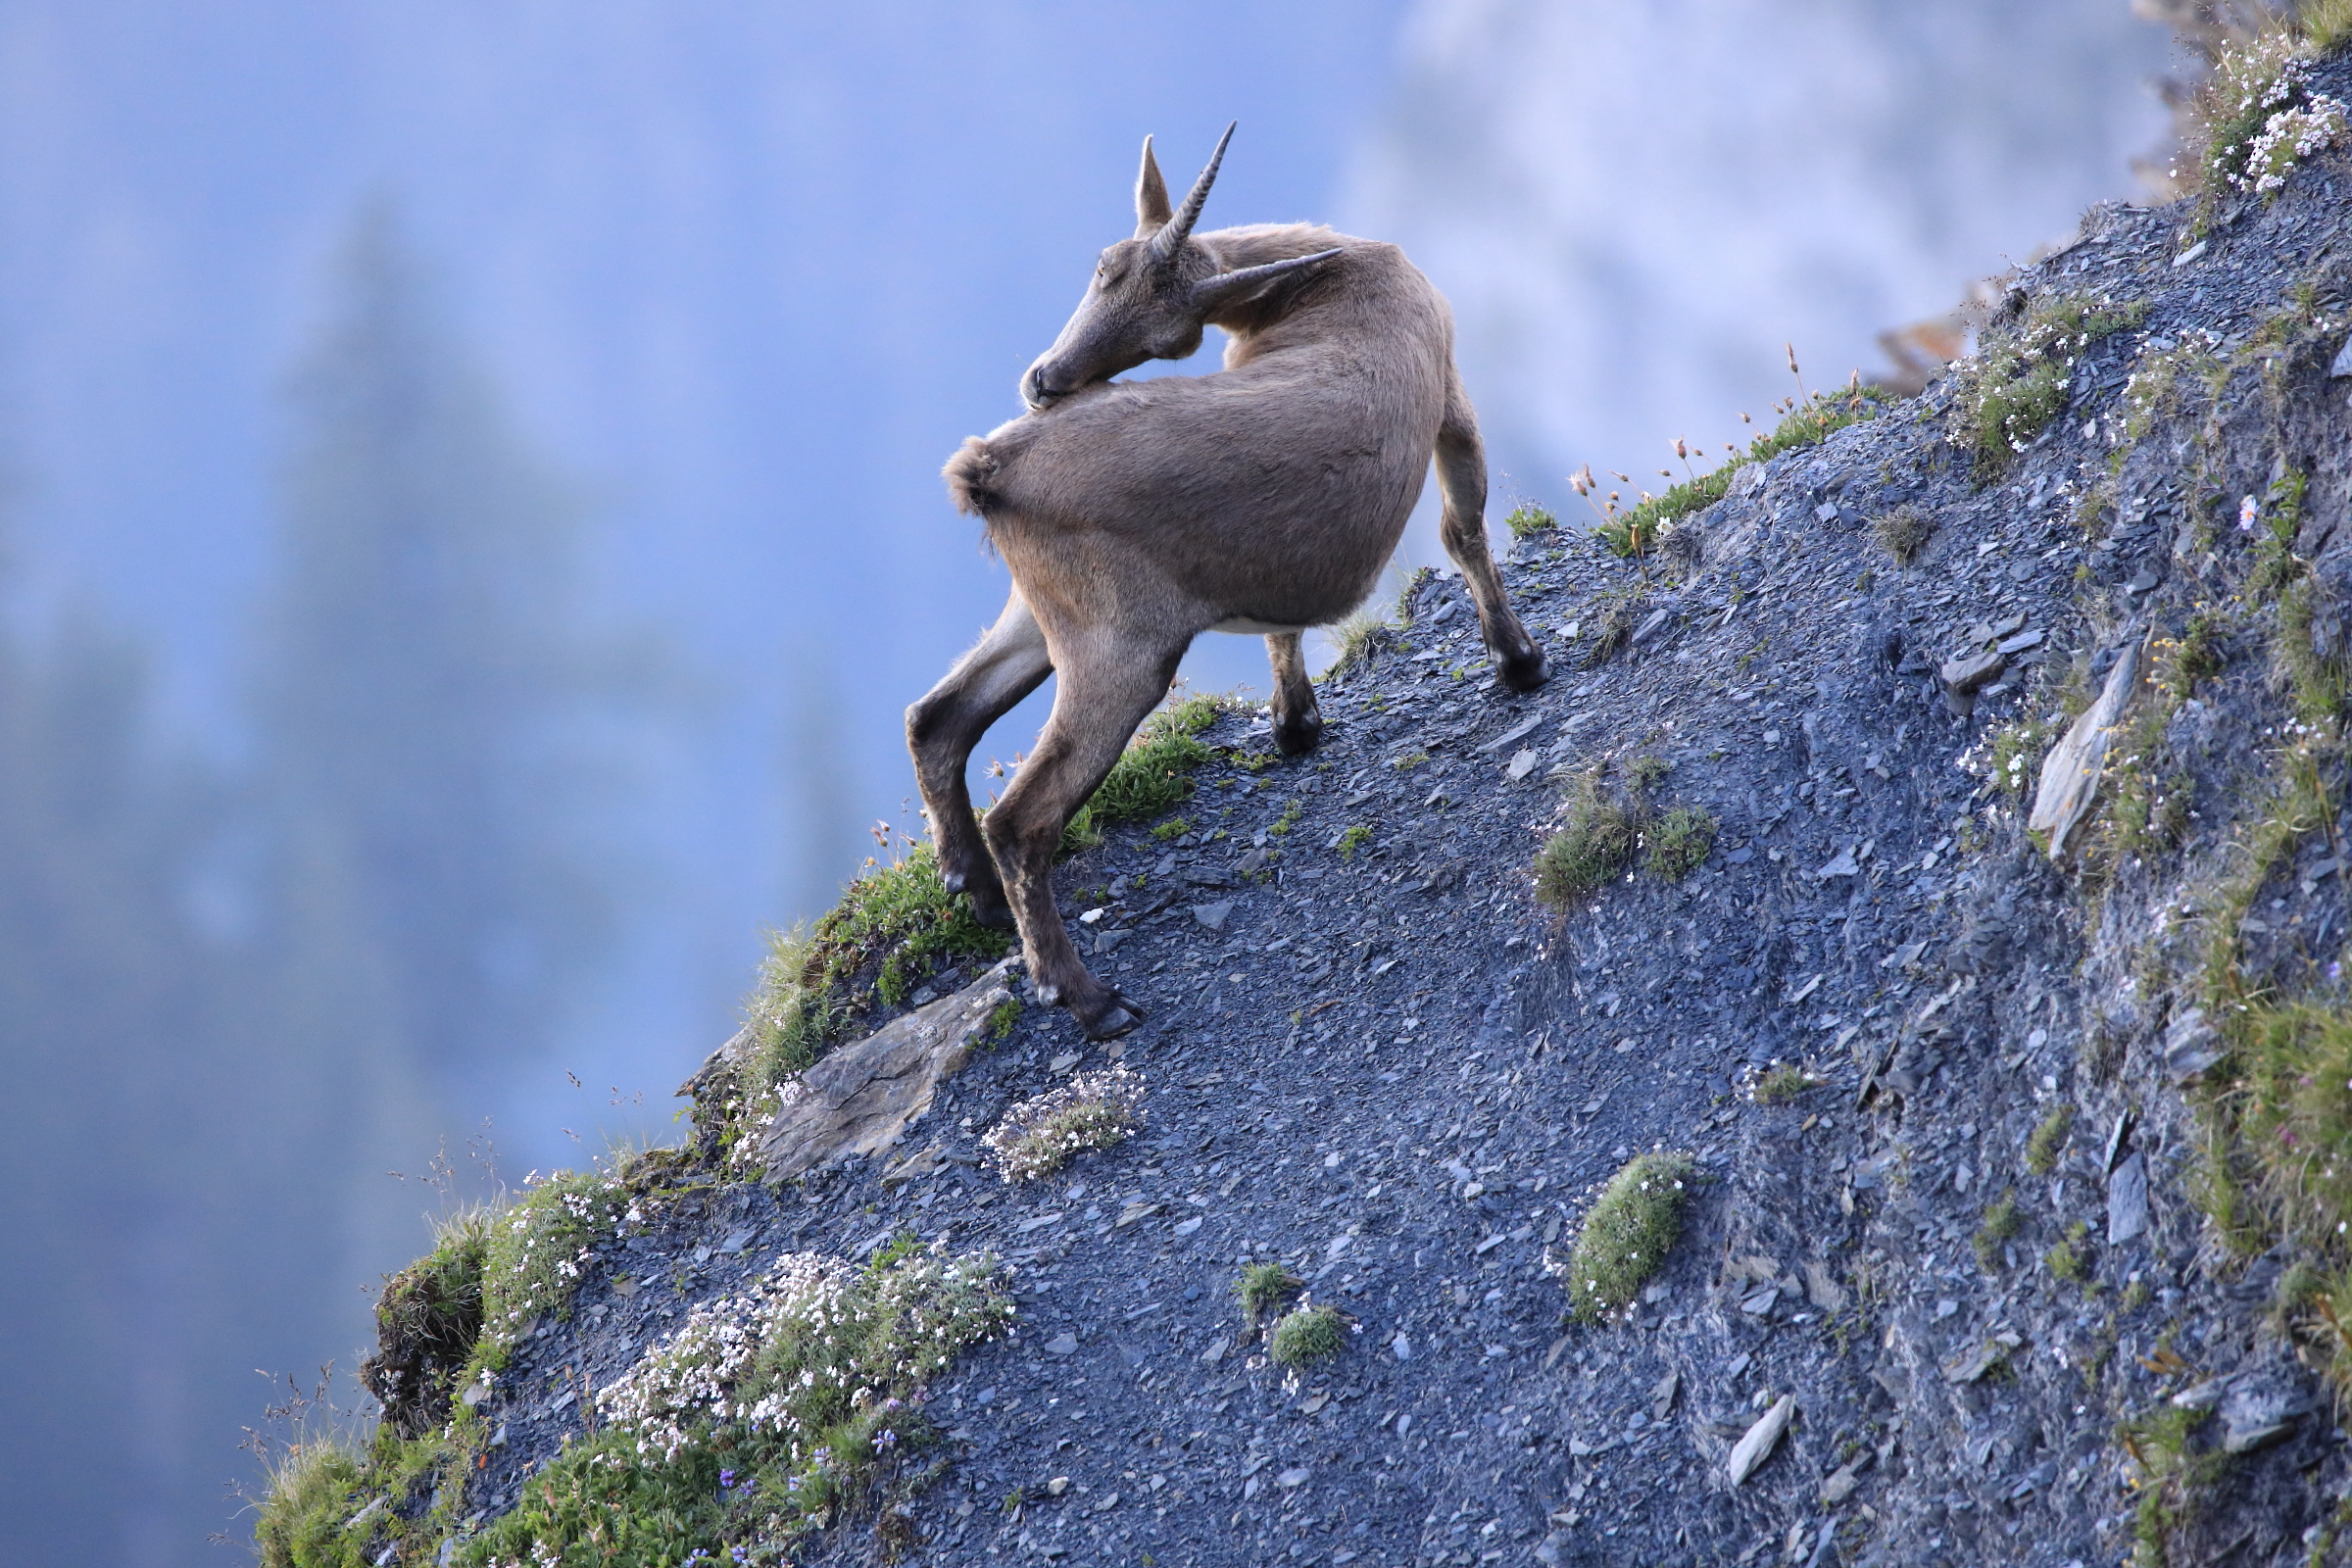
(908, 125), (1545, 1039)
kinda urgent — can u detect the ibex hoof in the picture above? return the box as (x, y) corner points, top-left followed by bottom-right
(1271, 711), (1323, 757)
(961, 884), (1018, 932)
(1076, 993), (1148, 1041)
(1499, 647), (1548, 693)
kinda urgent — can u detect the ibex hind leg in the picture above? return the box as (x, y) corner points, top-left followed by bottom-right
(983, 638), (1185, 1040)
(1436, 374), (1547, 693)
(906, 593), (1054, 931)
(1263, 631), (1323, 756)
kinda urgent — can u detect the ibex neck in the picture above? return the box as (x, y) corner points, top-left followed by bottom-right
(1200, 222), (1347, 270)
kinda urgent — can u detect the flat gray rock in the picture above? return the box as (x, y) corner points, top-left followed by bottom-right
(2221, 1366), (2313, 1453)
(754, 960), (1018, 1180)
(2107, 1152), (2149, 1246)
(2030, 637), (2143, 860)
(1727, 1395), (1795, 1485)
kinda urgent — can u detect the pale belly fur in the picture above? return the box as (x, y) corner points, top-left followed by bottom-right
(1208, 616), (1310, 636)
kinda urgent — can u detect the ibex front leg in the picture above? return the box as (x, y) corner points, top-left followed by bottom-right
(1436, 371), (1547, 693)
(906, 593), (1054, 931)
(983, 638), (1184, 1039)
(1264, 630), (1323, 756)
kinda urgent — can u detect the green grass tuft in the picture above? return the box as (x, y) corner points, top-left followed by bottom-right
(2045, 1220), (2093, 1285)
(1061, 693), (1229, 852)
(1597, 388), (1886, 560)
(1267, 1301), (1348, 1367)
(1235, 1262), (1305, 1325)
(1535, 771), (1636, 906)
(2026, 1103), (2076, 1176)
(1556, 1152), (1699, 1325)
(255, 1439), (373, 1568)
(1956, 294), (2147, 480)
(1874, 504), (1936, 566)
(255, 1424), (469, 1568)
(1973, 1188), (2022, 1273)
(1642, 804), (1717, 878)
(1335, 823), (1372, 860)
(742, 845), (1012, 1101)
(1751, 1063), (1814, 1105)
(1502, 503), (1557, 539)
(2308, 0), (2352, 53)
(2232, 1001), (2352, 1253)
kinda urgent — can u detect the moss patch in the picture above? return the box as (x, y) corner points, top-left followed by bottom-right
(1552, 1152), (1699, 1325)
(1267, 1300), (1348, 1368)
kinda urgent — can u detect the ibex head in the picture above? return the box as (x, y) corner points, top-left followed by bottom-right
(1020, 124), (1342, 412)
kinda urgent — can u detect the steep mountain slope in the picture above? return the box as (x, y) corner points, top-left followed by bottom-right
(263, 40), (2352, 1568)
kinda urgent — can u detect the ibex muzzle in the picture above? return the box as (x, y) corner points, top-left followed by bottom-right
(910, 125), (1546, 1040)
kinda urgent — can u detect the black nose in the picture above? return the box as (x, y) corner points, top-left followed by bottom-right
(1023, 367), (1063, 410)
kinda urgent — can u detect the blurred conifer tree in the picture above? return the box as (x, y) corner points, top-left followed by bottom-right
(253, 200), (658, 1095)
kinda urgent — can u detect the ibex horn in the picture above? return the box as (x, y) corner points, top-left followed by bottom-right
(1152, 122), (1236, 264)
(1190, 247), (1343, 312)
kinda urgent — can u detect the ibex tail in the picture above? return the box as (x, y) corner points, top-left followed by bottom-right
(943, 438), (1003, 516)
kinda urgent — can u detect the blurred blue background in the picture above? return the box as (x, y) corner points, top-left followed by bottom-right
(0, 0), (2172, 1556)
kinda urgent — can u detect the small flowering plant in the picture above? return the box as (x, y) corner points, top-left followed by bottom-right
(2200, 34), (2349, 199)
(1544, 1150), (1700, 1326)
(980, 1066), (1148, 1182)
(1961, 710), (2059, 800)
(476, 1170), (636, 1364)
(1952, 293), (2147, 477)
(469, 1242), (1011, 1567)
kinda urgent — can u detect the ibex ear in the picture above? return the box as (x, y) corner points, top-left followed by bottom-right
(1135, 136), (1172, 237)
(1190, 248), (1343, 316)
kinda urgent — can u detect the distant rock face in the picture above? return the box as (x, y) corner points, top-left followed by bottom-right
(1345, 0), (2170, 520)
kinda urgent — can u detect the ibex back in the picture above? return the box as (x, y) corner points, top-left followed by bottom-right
(909, 124), (1545, 1039)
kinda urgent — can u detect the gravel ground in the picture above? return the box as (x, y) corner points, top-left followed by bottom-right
(453, 52), (2352, 1568)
